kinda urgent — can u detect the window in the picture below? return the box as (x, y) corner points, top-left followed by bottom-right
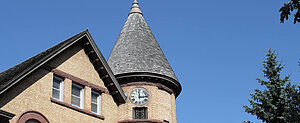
(52, 75), (63, 101)
(133, 107), (147, 119)
(71, 83), (84, 108)
(91, 90), (101, 114)
(25, 119), (40, 123)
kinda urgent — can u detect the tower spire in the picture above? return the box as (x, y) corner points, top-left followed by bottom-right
(129, 0), (142, 15)
(108, 0), (181, 97)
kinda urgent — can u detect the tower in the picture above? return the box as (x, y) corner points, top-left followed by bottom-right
(108, 0), (182, 122)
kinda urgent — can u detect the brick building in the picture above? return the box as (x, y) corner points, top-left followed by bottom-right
(0, 0), (181, 123)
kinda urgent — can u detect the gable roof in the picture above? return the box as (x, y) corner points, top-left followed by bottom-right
(0, 29), (126, 104)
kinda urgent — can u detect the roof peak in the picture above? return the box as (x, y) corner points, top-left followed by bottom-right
(129, 0), (142, 15)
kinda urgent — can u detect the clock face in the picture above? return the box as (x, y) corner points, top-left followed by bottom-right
(130, 87), (150, 105)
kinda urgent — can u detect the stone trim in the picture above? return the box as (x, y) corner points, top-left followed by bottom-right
(121, 82), (174, 94)
(118, 119), (165, 123)
(50, 98), (105, 120)
(45, 66), (109, 94)
(16, 110), (50, 123)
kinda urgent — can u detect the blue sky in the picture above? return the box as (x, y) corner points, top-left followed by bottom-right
(0, 0), (300, 122)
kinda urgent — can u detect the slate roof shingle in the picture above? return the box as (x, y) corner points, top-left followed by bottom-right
(107, 3), (178, 82)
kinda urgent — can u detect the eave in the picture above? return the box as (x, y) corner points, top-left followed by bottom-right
(84, 31), (126, 104)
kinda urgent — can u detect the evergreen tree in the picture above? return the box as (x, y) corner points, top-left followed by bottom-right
(243, 49), (300, 123)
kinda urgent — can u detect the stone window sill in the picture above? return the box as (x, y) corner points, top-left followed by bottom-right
(50, 98), (104, 120)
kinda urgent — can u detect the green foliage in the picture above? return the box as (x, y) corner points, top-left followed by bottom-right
(279, 0), (300, 24)
(243, 49), (300, 123)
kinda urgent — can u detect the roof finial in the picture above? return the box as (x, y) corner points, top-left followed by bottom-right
(129, 0), (142, 15)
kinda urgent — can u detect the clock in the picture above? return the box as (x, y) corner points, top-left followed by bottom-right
(130, 87), (150, 105)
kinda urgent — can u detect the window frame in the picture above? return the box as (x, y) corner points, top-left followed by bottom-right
(91, 90), (101, 114)
(71, 83), (84, 108)
(52, 75), (64, 101)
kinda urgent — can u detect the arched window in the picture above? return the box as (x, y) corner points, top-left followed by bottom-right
(25, 119), (40, 123)
(17, 111), (49, 123)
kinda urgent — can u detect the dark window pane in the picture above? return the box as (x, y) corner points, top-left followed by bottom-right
(71, 96), (80, 107)
(72, 86), (81, 97)
(25, 119), (40, 123)
(53, 79), (60, 89)
(91, 94), (98, 103)
(52, 89), (60, 99)
(91, 103), (98, 113)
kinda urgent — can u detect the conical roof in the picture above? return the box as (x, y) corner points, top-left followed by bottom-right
(107, 0), (181, 97)
(108, 1), (177, 81)
(107, 0), (181, 96)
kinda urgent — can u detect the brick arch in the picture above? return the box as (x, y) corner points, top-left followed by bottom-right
(17, 110), (49, 123)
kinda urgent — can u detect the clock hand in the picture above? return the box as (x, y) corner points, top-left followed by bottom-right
(138, 91), (141, 101)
